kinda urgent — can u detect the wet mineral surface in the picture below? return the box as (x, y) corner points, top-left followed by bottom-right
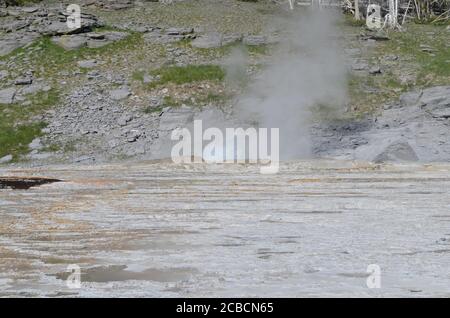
(0, 160), (449, 297)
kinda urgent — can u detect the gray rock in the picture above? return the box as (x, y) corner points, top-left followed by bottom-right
(28, 152), (52, 160)
(134, 26), (149, 33)
(0, 34), (39, 57)
(369, 66), (382, 75)
(399, 90), (421, 107)
(101, 2), (134, 10)
(351, 62), (368, 71)
(29, 138), (43, 151)
(159, 107), (194, 131)
(0, 87), (16, 104)
(0, 154), (13, 164)
(104, 31), (128, 42)
(143, 27), (194, 44)
(22, 7), (39, 14)
(52, 35), (87, 50)
(143, 32), (181, 44)
(419, 86), (450, 119)
(243, 35), (267, 46)
(0, 40), (22, 57)
(127, 130), (141, 142)
(39, 21), (73, 36)
(51, 31), (129, 50)
(420, 44), (435, 53)
(0, 70), (9, 80)
(37, 12), (102, 36)
(143, 74), (156, 84)
(125, 142), (146, 156)
(77, 59), (98, 68)
(400, 86), (450, 119)
(383, 54), (398, 61)
(110, 87), (131, 100)
(107, 139), (120, 149)
(86, 32), (106, 40)
(88, 71), (102, 79)
(1, 19), (30, 32)
(86, 39), (108, 49)
(14, 76), (33, 85)
(345, 48), (361, 56)
(13, 94), (26, 102)
(222, 34), (242, 46)
(20, 83), (51, 95)
(313, 85), (450, 163)
(366, 34), (390, 41)
(118, 114), (133, 126)
(86, 31), (128, 48)
(165, 27), (194, 36)
(191, 33), (223, 49)
(149, 96), (163, 107)
(374, 141), (419, 163)
(74, 155), (95, 163)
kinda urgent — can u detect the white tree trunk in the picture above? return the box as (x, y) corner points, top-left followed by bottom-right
(355, 0), (360, 20)
(388, 0), (399, 28)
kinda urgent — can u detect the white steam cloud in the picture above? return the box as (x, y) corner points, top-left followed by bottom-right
(233, 9), (348, 160)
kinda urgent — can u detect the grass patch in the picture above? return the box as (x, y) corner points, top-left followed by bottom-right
(132, 70), (145, 82)
(1, 89), (60, 122)
(194, 43), (238, 58)
(246, 44), (269, 55)
(341, 14), (367, 27)
(162, 95), (180, 107)
(175, 38), (194, 48)
(347, 74), (381, 115)
(191, 92), (230, 107)
(143, 105), (164, 114)
(0, 122), (46, 161)
(148, 64), (225, 87)
(0, 89), (59, 160)
(376, 24), (450, 85)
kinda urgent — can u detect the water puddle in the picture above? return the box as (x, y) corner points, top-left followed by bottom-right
(0, 177), (61, 190)
(54, 265), (197, 283)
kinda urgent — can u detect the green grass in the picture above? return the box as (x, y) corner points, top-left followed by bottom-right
(161, 95), (180, 107)
(341, 13), (367, 27)
(143, 105), (163, 114)
(246, 44), (269, 55)
(0, 122), (46, 161)
(132, 70), (145, 82)
(377, 24), (450, 84)
(0, 89), (59, 161)
(147, 64), (225, 87)
(0, 89), (59, 122)
(202, 92), (228, 104)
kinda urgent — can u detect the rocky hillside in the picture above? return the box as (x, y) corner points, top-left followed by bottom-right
(0, 0), (449, 165)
